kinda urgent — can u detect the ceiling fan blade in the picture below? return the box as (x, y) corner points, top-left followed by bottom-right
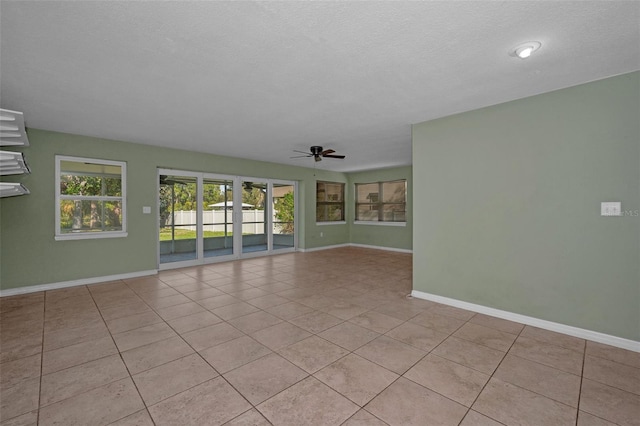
(290, 155), (312, 159)
(321, 149), (335, 155)
(323, 154), (345, 159)
(293, 150), (312, 155)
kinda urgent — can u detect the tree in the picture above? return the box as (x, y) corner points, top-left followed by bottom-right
(60, 174), (122, 231)
(60, 175), (99, 230)
(202, 184), (225, 210)
(242, 187), (265, 209)
(274, 191), (294, 234)
(159, 181), (233, 229)
(158, 185), (173, 228)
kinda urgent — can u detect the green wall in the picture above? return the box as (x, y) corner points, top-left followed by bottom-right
(0, 129), (352, 290)
(347, 166), (412, 251)
(412, 72), (640, 341)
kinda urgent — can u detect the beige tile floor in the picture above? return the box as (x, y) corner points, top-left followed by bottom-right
(1, 247), (639, 425)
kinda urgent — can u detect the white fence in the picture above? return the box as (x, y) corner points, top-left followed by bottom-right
(169, 210), (266, 234)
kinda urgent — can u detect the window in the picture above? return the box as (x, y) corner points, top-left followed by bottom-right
(55, 156), (127, 240)
(316, 181), (345, 222)
(355, 180), (406, 223)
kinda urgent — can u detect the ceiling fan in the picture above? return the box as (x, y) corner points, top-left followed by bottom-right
(159, 175), (191, 186)
(243, 181), (266, 192)
(291, 146), (345, 162)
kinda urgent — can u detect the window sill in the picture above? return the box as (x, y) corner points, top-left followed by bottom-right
(316, 221), (346, 226)
(55, 232), (128, 241)
(353, 221), (406, 227)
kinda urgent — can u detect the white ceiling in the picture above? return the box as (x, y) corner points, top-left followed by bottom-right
(1, 1), (638, 172)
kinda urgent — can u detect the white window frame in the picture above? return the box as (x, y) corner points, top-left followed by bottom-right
(354, 179), (407, 226)
(55, 155), (127, 241)
(316, 180), (346, 224)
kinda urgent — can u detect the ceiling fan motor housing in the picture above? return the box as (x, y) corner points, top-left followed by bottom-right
(310, 146), (323, 156)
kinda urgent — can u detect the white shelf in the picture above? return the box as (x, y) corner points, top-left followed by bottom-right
(0, 108), (30, 147)
(0, 182), (30, 198)
(0, 150), (30, 175)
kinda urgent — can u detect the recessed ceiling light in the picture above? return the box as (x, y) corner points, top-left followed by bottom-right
(509, 41), (542, 59)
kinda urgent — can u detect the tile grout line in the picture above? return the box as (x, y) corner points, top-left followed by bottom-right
(209, 260), (403, 423)
(123, 276), (226, 415)
(575, 339), (587, 426)
(584, 351), (640, 371)
(132, 272), (276, 422)
(461, 324), (594, 422)
(88, 280), (158, 426)
(400, 310), (481, 426)
(35, 272), (426, 426)
(125, 271), (285, 422)
(7, 250), (634, 425)
(36, 289), (48, 426)
(457, 318), (525, 426)
(321, 306), (472, 425)
(91, 281), (186, 424)
(32, 289), (119, 413)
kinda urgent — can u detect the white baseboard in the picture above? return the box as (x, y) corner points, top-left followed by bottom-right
(298, 243), (351, 253)
(349, 243), (412, 254)
(299, 243), (412, 254)
(0, 270), (158, 297)
(411, 290), (640, 353)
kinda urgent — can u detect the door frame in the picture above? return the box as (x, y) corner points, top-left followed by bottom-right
(158, 169), (297, 270)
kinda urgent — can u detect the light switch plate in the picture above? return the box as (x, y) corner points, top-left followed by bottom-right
(601, 202), (621, 216)
(143, 206), (151, 214)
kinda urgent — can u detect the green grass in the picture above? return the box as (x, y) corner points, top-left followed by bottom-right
(159, 228), (232, 241)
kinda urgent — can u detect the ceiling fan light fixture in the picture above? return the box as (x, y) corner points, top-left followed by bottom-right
(509, 41), (541, 59)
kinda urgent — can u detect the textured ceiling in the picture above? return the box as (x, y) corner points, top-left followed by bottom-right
(1, 1), (638, 172)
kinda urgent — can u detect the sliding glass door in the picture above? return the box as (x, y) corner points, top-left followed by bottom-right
(272, 182), (295, 251)
(158, 170), (296, 269)
(159, 172), (199, 264)
(241, 180), (268, 254)
(203, 177), (234, 258)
